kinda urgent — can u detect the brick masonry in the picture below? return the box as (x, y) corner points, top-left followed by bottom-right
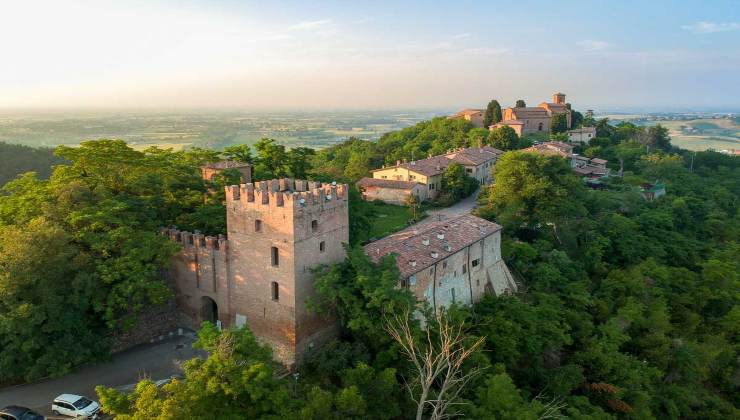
(163, 179), (349, 366)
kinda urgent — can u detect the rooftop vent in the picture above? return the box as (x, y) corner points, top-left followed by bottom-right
(443, 244), (451, 252)
(436, 233), (445, 240)
(409, 260), (417, 267)
(422, 237), (430, 246)
(430, 251), (439, 259)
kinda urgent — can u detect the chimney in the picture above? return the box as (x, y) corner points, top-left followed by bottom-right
(422, 237), (430, 246)
(437, 233), (445, 240)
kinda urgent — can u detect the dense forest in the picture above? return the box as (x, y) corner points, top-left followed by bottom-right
(1, 115), (738, 418)
(0, 141), (67, 185)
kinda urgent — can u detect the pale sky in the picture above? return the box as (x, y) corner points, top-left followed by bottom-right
(1, 0), (739, 111)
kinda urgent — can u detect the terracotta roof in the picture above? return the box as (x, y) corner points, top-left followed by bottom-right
(591, 158), (608, 165)
(364, 214), (503, 278)
(357, 177), (419, 190)
(523, 141), (573, 158)
(510, 107), (550, 119)
(445, 146), (503, 166)
(372, 155), (453, 177)
(539, 102), (570, 113)
(453, 108), (485, 117)
(201, 160), (251, 170)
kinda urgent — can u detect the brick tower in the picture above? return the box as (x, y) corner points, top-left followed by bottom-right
(552, 92), (566, 104)
(165, 179), (349, 366)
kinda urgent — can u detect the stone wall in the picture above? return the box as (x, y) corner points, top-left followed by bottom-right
(110, 300), (182, 353)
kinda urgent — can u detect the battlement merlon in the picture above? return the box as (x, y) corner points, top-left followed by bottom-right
(225, 178), (349, 211)
(160, 227), (228, 251)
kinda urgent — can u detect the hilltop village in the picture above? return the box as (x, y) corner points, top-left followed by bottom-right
(163, 92), (612, 365)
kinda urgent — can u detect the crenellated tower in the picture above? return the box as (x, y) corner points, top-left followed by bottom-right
(164, 178), (349, 366)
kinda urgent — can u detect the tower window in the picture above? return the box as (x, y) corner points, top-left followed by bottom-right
(462, 264), (467, 274)
(311, 220), (318, 232)
(271, 282), (279, 301)
(255, 219), (262, 232)
(271, 246), (279, 266)
(471, 258), (480, 267)
(319, 241), (326, 253)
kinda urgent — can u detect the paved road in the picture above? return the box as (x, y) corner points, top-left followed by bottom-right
(419, 188), (480, 226)
(0, 332), (203, 417)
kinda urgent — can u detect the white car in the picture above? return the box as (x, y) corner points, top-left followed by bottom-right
(51, 394), (100, 419)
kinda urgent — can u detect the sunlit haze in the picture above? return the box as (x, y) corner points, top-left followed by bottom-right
(2, 0), (739, 111)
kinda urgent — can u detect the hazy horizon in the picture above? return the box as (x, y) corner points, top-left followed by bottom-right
(2, 0), (739, 111)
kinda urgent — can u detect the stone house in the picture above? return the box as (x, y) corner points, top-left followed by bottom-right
(567, 126), (597, 144)
(364, 147), (503, 205)
(370, 155), (450, 201)
(502, 107), (552, 134)
(450, 109), (486, 128)
(364, 214), (517, 311)
(201, 160), (252, 184)
(357, 178), (426, 205)
(490, 119), (525, 137)
(163, 179), (349, 366)
(443, 146), (503, 185)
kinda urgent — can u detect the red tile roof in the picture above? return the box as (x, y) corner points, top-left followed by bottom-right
(445, 146), (503, 166)
(363, 214), (502, 278)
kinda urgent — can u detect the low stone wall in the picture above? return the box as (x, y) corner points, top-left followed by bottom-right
(110, 301), (183, 353)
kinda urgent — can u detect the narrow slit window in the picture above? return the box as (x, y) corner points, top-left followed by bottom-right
(271, 282), (279, 301)
(311, 220), (318, 232)
(471, 258), (480, 267)
(319, 241), (326, 253)
(271, 246), (279, 266)
(255, 219), (262, 232)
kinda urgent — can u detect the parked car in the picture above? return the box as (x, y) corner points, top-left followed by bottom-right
(0, 405), (45, 420)
(51, 395), (100, 419)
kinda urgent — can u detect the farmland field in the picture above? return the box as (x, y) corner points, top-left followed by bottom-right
(0, 110), (443, 151)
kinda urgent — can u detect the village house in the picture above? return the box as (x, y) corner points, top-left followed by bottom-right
(523, 141), (609, 179)
(449, 109), (486, 128)
(359, 146), (503, 205)
(201, 160), (252, 184)
(567, 126), (597, 144)
(357, 178), (426, 205)
(363, 214), (517, 311)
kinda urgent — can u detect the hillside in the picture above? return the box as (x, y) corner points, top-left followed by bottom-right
(0, 142), (66, 186)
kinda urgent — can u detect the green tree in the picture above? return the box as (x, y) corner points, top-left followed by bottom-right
(287, 146), (315, 179)
(221, 144), (253, 164)
(515, 99), (527, 108)
(551, 113), (569, 134)
(483, 99), (503, 127)
(487, 126), (519, 150)
(439, 162), (478, 205)
(477, 151), (586, 231)
(97, 323), (293, 419)
(254, 138), (288, 179)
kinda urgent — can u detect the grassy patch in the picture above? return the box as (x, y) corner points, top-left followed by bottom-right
(367, 201), (416, 239)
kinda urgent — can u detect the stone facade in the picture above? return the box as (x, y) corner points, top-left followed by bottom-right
(366, 147), (503, 205)
(364, 214), (517, 311)
(496, 92), (574, 135)
(164, 179), (349, 366)
(450, 109), (486, 128)
(357, 178), (426, 205)
(201, 161), (253, 184)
